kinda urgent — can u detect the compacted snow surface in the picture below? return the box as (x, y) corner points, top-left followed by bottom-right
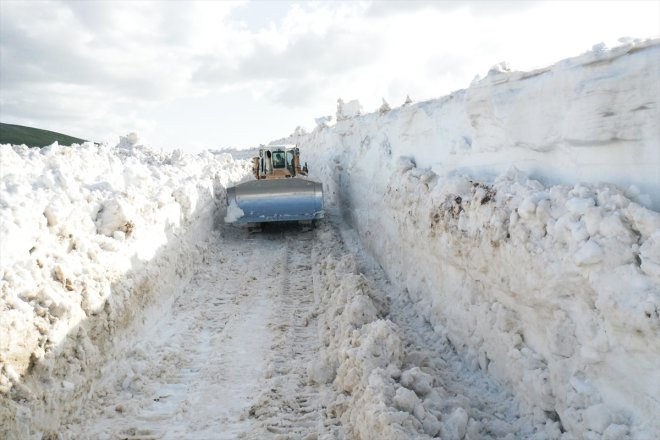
(1, 40), (659, 440)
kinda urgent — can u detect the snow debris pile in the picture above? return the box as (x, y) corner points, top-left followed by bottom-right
(0, 137), (250, 438)
(283, 39), (660, 439)
(311, 243), (410, 439)
(311, 225), (561, 439)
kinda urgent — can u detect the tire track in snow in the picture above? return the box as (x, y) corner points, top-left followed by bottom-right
(244, 229), (337, 439)
(63, 230), (288, 439)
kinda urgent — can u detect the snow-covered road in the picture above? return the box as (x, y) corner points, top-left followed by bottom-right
(62, 223), (330, 439)
(59, 212), (559, 439)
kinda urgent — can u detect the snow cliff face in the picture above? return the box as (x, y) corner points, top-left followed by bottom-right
(284, 39), (660, 439)
(0, 138), (249, 437)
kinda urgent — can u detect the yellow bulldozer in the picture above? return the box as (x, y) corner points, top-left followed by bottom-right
(225, 145), (324, 227)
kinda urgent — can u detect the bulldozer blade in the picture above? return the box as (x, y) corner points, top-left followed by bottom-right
(226, 178), (323, 224)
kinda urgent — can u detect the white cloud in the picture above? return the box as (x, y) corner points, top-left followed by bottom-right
(1, 0), (658, 151)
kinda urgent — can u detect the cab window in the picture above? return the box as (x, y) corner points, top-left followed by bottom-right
(272, 151), (286, 168)
(286, 151), (295, 172)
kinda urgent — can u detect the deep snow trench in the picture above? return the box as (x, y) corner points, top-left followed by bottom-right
(1, 39), (658, 440)
(60, 215), (559, 439)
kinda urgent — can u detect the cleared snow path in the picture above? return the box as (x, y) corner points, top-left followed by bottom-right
(244, 229), (336, 438)
(62, 212), (555, 439)
(62, 225), (330, 439)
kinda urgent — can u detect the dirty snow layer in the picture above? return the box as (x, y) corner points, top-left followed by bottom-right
(279, 39), (660, 439)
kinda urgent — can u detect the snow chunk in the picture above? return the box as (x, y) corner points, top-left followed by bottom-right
(400, 367), (434, 396)
(307, 352), (337, 385)
(393, 386), (420, 413)
(125, 132), (139, 145)
(337, 98), (362, 121)
(441, 407), (469, 440)
(379, 98), (391, 115)
(95, 198), (135, 237)
(489, 61), (511, 74)
(224, 200), (244, 223)
(566, 197), (596, 217)
(602, 424), (629, 440)
(582, 403), (612, 434)
(574, 239), (604, 265)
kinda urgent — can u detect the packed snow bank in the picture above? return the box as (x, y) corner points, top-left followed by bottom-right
(282, 39), (660, 439)
(305, 38), (660, 210)
(0, 138), (250, 438)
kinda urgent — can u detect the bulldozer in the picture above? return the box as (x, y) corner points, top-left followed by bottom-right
(225, 145), (324, 227)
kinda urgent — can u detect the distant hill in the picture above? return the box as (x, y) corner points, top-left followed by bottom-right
(0, 122), (88, 147)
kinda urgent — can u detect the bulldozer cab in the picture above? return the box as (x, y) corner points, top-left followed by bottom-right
(255, 145), (307, 180)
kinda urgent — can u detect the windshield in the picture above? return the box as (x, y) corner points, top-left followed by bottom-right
(271, 150), (286, 168)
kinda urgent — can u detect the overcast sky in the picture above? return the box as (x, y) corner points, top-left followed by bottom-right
(1, 1), (658, 152)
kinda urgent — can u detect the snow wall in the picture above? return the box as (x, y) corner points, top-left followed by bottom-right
(280, 40), (660, 438)
(0, 138), (249, 439)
